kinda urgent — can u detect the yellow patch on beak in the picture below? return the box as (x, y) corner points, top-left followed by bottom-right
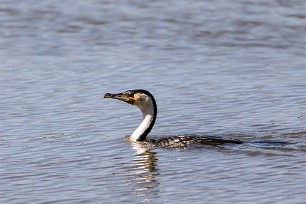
(128, 97), (136, 104)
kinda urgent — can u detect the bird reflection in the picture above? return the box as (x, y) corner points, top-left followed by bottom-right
(128, 143), (160, 202)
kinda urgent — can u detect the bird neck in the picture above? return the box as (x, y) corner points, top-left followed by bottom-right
(130, 97), (157, 142)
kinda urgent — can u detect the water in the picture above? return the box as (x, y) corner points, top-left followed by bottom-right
(1, 0), (306, 203)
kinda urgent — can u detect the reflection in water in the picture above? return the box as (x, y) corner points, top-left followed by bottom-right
(128, 143), (160, 202)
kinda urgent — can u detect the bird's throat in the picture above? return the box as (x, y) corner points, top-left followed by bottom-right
(130, 98), (157, 142)
(130, 114), (155, 142)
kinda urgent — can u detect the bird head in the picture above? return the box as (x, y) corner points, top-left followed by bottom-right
(104, 89), (155, 109)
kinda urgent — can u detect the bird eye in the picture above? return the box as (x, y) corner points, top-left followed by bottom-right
(126, 91), (134, 97)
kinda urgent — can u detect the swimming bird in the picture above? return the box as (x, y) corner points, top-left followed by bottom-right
(104, 89), (243, 147)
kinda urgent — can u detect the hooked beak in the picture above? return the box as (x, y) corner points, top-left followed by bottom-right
(104, 92), (136, 105)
